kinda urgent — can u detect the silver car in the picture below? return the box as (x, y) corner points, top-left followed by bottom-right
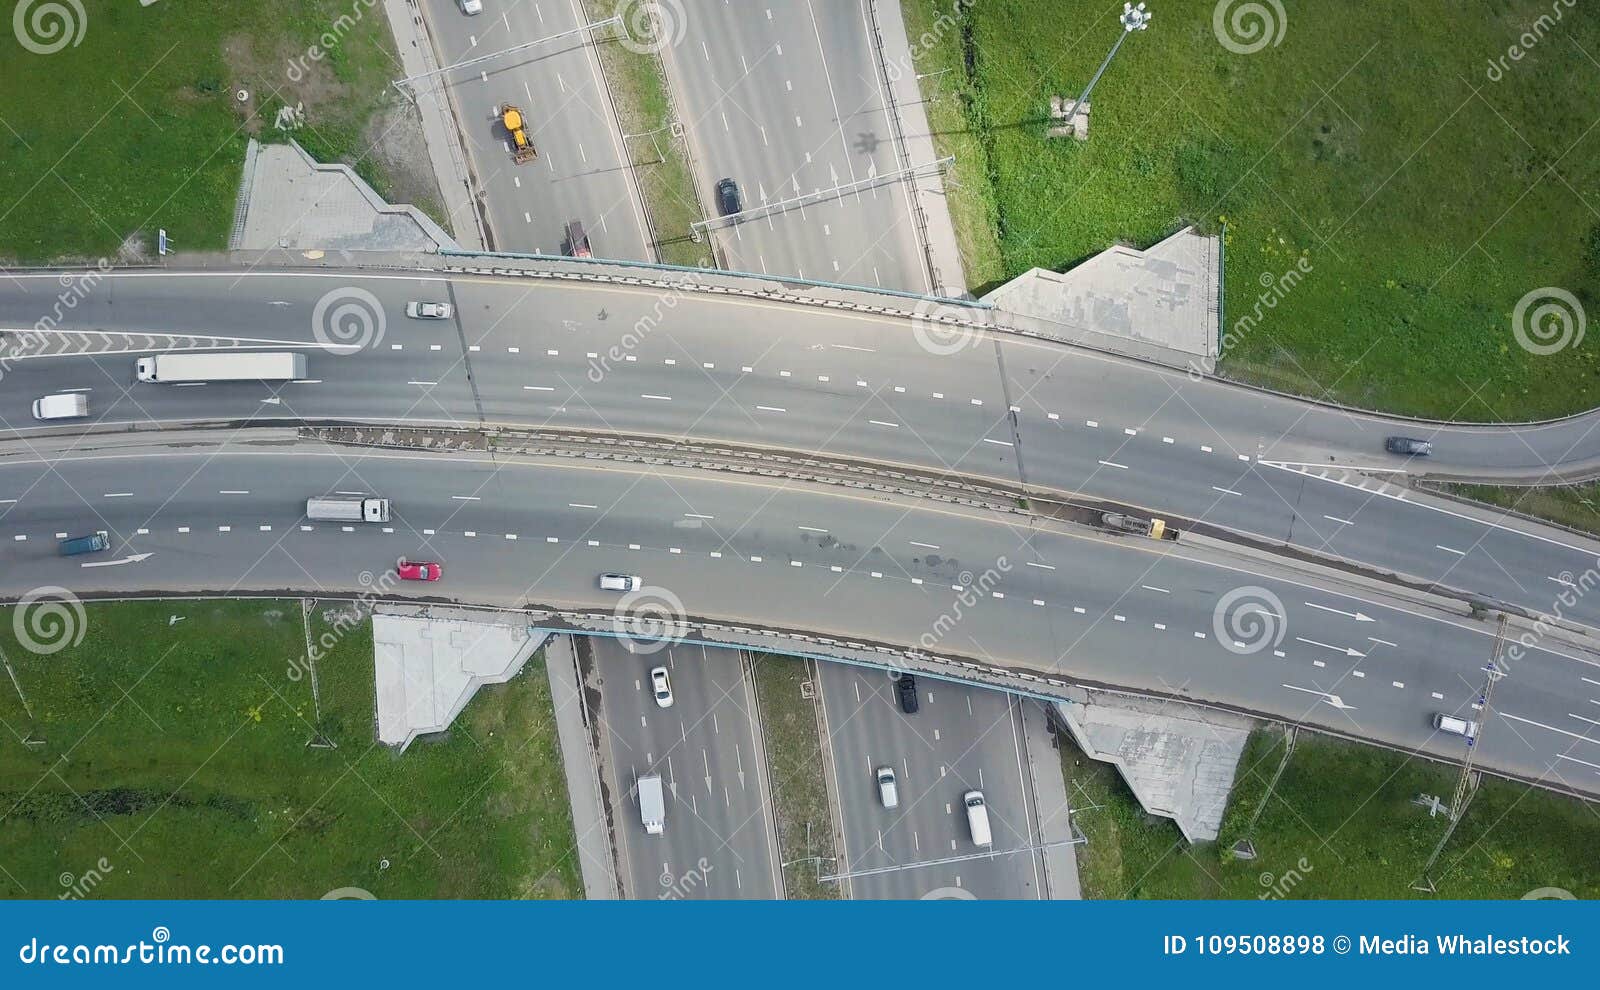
(404, 301), (453, 319)
(599, 573), (642, 592)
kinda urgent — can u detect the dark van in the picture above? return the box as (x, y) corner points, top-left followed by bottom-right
(59, 531), (110, 556)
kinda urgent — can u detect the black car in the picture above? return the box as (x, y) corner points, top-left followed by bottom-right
(716, 177), (743, 217)
(896, 674), (919, 714)
(1384, 435), (1433, 457)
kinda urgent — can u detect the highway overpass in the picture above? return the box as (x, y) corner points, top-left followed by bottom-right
(1, 263), (1599, 801)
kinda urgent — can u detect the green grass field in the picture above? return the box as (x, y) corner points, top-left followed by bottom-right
(902, 0), (1600, 420)
(0, 600), (579, 899)
(1065, 726), (1600, 899)
(0, 0), (428, 262)
(1435, 482), (1600, 537)
(749, 653), (839, 899)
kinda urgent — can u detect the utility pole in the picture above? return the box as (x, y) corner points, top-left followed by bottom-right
(1060, 2), (1152, 138)
(1412, 613), (1507, 892)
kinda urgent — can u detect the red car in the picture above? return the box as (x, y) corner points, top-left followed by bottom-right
(397, 559), (442, 581)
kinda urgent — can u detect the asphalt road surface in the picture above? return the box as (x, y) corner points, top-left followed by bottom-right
(588, 636), (781, 899)
(2, 269), (1599, 638)
(817, 663), (1044, 899)
(1, 443), (1595, 798)
(662, 0), (928, 289)
(423, 0), (652, 258)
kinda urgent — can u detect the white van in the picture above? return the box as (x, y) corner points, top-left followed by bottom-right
(963, 790), (992, 847)
(32, 393), (88, 420)
(1434, 712), (1479, 740)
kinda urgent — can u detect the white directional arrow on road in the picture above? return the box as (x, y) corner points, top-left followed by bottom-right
(1305, 602), (1375, 622)
(1295, 636), (1366, 658)
(1282, 684), (1357, 711)
(80, 552), (153, 568)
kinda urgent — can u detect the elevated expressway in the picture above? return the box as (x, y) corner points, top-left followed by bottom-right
(1, 265), (1599, 798)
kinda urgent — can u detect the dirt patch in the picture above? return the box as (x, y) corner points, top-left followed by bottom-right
(359, 99), (448, 226)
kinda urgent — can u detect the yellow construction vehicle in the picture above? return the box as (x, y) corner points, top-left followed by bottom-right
(497, 103), (536, 164)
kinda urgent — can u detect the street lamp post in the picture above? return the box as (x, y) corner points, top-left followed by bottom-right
(1061, 2), (1151, 138)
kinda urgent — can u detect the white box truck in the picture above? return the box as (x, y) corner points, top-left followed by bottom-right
(638, 774), (665, 835)
(136, 352), (307, 383)
(305, 495), (391, 523)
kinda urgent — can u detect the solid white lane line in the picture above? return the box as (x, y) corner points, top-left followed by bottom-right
(1323, 515), (1355, 525)
(641, 393), (672, 401)
(569, 503), (597, 509)
(869, 420), (898, 428)
(1025, 562), (1055, 570)
(1501, 712), (1600, 745)
(1142, 585), (1169, 594)
(1212, 486), (1242, 496)
(103, 492), (133, 498)
(219, 490), (248, 495)
(1435, 544), (1466, 555)
(452, 495), (480, 501)
(1556, 753), (1600, 772)
(756, 405), (786, 413)
(684, 513), (714, 519)
(1098, 460), (1128, 470)
(983, 438), (1013, 447)
(910, 541), (940, 549)
(799, 526), (828, 533)
(523, 385), (555, 391)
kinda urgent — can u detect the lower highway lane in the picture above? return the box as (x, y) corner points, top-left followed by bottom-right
(0, 444), (1594, 797)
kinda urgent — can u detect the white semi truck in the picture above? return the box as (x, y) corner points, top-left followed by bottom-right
(638, 774), (665, 835)
(305, 495), (391, 523)
(136, 352), (307, 383)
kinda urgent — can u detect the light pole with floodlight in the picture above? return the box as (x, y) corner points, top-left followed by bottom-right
(1061, 2), (1151, 138)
